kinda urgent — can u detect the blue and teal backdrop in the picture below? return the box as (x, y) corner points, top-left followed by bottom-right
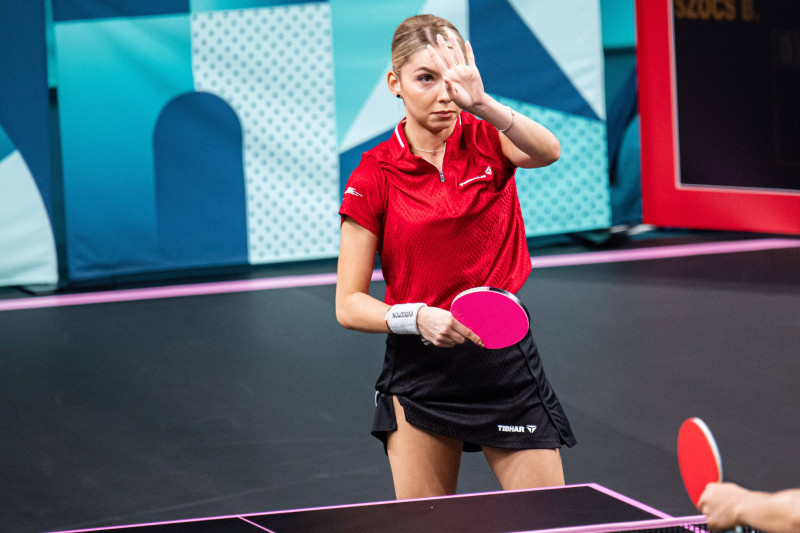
(1, 0), (611, 285)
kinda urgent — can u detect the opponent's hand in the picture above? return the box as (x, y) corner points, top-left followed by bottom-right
(697, 482), (750, 530)
(427, 32), (485, 114)
(417, 306), (484, 348)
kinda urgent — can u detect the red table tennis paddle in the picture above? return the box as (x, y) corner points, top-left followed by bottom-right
(678, 417), (723, 506)
(450, 287), (529, 349)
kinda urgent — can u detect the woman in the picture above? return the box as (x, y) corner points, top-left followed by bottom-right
(336, 14), (576, 499)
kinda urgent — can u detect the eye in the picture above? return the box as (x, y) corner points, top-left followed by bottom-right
(417, 74), (434, 83)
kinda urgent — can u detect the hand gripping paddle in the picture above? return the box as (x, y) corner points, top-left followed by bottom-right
(677, 417), (724, 506)
(450, 287), (529, 349)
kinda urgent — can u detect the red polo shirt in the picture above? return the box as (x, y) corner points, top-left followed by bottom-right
(339, 112), (532, 309)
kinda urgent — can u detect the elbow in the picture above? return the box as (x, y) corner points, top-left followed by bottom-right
(545, 138), (561, 165)
(528, 137), (560, 168)
(335, 304), (356, 331)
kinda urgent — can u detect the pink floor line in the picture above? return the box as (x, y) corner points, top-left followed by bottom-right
(529, 237), (800, 268)
(2, 238), (799, 312)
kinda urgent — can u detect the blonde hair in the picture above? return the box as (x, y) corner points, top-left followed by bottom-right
(391, 14), (466, 73)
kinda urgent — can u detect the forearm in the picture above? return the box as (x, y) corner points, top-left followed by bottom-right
(336, 291), (390, 333)
(469, 95), (560, 167)
(737, 490), (800, 533)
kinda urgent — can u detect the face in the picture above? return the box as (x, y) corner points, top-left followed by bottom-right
(388, 47), (460, 134)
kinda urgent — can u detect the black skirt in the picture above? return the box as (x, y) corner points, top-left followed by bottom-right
(371, 329), (577, 452)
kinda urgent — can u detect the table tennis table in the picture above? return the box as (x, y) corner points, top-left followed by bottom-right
(49, 483), (722, 533)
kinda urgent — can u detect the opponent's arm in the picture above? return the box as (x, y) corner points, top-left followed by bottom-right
(336, 217), (482, 347)
(698, 482), (800, 533)
(427, 33), (560, 169)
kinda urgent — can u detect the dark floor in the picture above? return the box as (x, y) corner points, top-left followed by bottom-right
(2, 233), (799, 533)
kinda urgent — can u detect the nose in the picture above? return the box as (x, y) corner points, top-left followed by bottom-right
(438, 79), (451, 102)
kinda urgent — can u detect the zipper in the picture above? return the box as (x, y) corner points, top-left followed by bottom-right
(418, 153), (446, 183)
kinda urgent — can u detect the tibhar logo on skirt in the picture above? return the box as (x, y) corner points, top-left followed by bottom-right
(497, 424), (537, 434)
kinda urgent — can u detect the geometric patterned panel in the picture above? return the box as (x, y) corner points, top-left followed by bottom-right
(47, 1), (608, 282)
(55, 14), (195, 280)
(154, 92), (249, 267)
(0, 123), (13, 161)
(0, 148), (58, 286)
(191, 3), (340, 263)
(470, 0), (600, 121)
(507, 0), (605, 120)
(331, 0), (425, 149)
(494, 96), (610, 236)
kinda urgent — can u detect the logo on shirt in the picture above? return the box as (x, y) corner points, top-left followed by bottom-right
(497, 424), (537, 434)
(459, 166), (493, 187)
(344, 187), (363, 197)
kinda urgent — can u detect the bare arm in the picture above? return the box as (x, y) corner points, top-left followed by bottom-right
(335, 217), (389, 333)
(698, 482), (800, 533)
(477, 97), (561, 169)
(336, 217), (483, 347)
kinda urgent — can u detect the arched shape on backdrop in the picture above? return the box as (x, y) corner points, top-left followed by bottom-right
(154, 91), (248, 269)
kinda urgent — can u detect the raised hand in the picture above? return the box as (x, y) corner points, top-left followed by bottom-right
(426, 32), (486, 114)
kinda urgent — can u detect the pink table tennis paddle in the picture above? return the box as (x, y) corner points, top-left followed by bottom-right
(450, 287), (529, 349)
(678, 417), (724, 506)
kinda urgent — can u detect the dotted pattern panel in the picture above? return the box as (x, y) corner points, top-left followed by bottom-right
(495, 96), (610, 236)
(191, 4), (340, 264)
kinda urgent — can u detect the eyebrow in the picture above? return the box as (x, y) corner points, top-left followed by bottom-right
(413, 66), (437, 75)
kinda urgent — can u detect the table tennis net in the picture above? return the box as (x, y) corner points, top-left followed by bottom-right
(534, 515), (760, 533)
(612, 526), (758, 533)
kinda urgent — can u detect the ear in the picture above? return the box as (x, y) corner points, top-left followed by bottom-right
(387, 70), (401, 98)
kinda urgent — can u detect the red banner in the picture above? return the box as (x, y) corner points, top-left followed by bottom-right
(636, 0), (800, 234)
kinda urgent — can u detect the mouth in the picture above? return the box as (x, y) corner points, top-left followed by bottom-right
(432, 110), (455, 118)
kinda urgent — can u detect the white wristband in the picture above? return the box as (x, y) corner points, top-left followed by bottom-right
(385, 303), (426, 335)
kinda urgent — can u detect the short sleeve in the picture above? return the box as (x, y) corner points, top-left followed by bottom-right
(339, 153), (384, 237)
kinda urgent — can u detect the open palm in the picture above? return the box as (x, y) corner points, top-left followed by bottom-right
(427, 32), (486, 113)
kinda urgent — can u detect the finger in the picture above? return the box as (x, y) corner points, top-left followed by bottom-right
(435, 325), (466, 346)
(453, 320), (484, 348)
(430, 338), (455, 347)
(442, 31), (461, 65)
(466, 330), (485, 348)
(449, 33), (467, 66)
(436, 33), (456, 67)
(426, 43), (449, 74)
(433, 336), (458, 347)
(465, 40), (476, 68)
(442, 75), (455, 96)
(445, 335), (467, 347)
(423, 327), (461, 347)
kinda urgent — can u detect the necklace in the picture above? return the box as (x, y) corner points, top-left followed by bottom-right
(412, 141), (446, 154)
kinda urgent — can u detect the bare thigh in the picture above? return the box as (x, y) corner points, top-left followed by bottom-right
(386, 396), (464, 499)
(482, 447), (565, 490)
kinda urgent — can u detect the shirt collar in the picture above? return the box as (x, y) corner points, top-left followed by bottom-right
(389, 113), (464, 160)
